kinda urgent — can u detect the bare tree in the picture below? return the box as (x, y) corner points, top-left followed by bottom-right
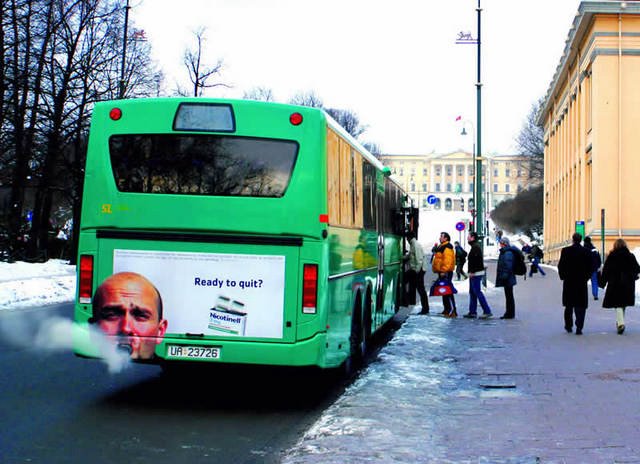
(243, 86), (275, 102)
(288, 90), (323, 108)
(326, 108), (367, 139)
(1, 0), (165, 260)
(183, 27), (226, 97)
(362, 141), (383, 159)
(515, 97), (545, 180)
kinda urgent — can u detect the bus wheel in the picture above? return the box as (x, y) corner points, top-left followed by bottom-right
(343, 294), (365, 378)
(363, 289), (373, 353)
(394, 278), (402, 313)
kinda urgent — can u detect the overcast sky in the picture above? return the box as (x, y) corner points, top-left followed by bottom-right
(133, 0), (581, 155)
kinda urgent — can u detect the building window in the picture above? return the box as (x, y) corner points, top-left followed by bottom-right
(505, 168), (511, 177)
(469, 183), (474, 192)
(446, 183), (452, 192)
(410, 183), (416, 191)
(435, 166), (441, 176)
(423, 198), (428, 207)
(399, 168), (404, 176)
(517, 169), (522, 178)
(435, 183), (441, 192)
(457, 166), (464, 176)
(468, 165), (474, 176)
(422, 183), (427, 192)
(517, 184), (522, 192)
(456, 183), (463, 193)
(493, 168), (499, 177)
(411, 167), (415, 175)
(586, 159), (593, 219)
(493, 183), (498, 193)
(586, 68), (593, 132)
(423, 168), (427, 175)
(505, 184), (510, 193)
(445, 198), (452, 211)
(446, 165), (452, 176)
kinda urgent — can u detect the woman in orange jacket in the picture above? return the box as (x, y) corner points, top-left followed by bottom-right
(432, 231), (457, 317)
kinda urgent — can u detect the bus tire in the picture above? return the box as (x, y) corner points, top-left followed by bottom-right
(363, 288), (373, 348)
(343, 292), (365, 378)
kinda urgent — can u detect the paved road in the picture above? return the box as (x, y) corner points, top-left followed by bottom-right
(0, 304), (350, 464)
(283, 260), (640, 463)
(437, 261), (640, 462)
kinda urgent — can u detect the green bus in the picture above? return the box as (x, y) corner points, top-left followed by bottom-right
(73, 98), (415, 370)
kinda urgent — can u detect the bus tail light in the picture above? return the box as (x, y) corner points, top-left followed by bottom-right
(290, 112), (303, 126)
(302, 264), (318, 314)
(109, 107), (122, 121)
(78, 255), (94, 304)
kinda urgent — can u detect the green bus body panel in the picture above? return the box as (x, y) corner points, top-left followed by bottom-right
(74, 98), (405, 369)
(80, 99), (327, 237)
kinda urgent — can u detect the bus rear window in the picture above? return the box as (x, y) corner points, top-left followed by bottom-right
(109, 135), (298, 197)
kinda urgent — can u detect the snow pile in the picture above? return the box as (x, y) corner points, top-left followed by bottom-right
(0, 260), (76, 310)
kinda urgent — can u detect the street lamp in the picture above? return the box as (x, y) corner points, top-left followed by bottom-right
(475, 0), (484, 245)
(455, 0), (484, 246)
(460, 121), (476, 230)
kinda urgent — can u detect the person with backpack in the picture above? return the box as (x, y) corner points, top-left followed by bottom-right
(463, 232), (493, 319)
(529, 242), (546, 277)
(558, 233), (592, 335)
(454, 241), (468, 281)
(496, 236), (523, 319)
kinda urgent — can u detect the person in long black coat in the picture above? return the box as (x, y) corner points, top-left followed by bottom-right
(600, 238), (640, 334)
(558, 233), (592, 335)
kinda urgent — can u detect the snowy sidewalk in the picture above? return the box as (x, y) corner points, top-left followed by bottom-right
(282, 262), (640, 463)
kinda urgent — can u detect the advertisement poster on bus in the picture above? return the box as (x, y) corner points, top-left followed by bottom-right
(105, 249), (285, 340)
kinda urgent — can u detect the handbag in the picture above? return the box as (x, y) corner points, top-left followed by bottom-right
(430, 278), (457, 296)
(597, 270), (606, 289)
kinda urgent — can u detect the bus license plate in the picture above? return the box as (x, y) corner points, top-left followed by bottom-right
(166, 345), (221, 360)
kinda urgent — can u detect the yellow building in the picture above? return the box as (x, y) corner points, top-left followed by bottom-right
(380, 151), (536, 214)
(539, 0), (640, 261)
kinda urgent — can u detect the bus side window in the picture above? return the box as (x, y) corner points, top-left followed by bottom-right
(362, 161), (376, 230)
(327, 128), (364, 229)
(327, 129), (341, 224)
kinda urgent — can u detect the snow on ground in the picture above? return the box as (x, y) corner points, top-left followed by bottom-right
(0, 260), (76, 310)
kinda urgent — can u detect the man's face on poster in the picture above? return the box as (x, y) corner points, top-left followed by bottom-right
(93, 272), (167, 360)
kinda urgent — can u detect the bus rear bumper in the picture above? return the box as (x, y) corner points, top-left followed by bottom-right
(73, 326), (341, 369)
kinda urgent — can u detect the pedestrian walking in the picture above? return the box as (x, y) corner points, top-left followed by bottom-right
(600, 238), (640, 334)
(463, 232), (493, 319)
(583, 236), (602, 300)
(528, 242), (546, 277)
(454, 241), (468, 281)
(557, 233), (592, 335)
(496, 236), (520, 319)
(405, 231), (429, 315)
(432, 231), (457, 318)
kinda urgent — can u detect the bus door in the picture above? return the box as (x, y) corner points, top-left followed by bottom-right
(375, 190), (385, 313)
